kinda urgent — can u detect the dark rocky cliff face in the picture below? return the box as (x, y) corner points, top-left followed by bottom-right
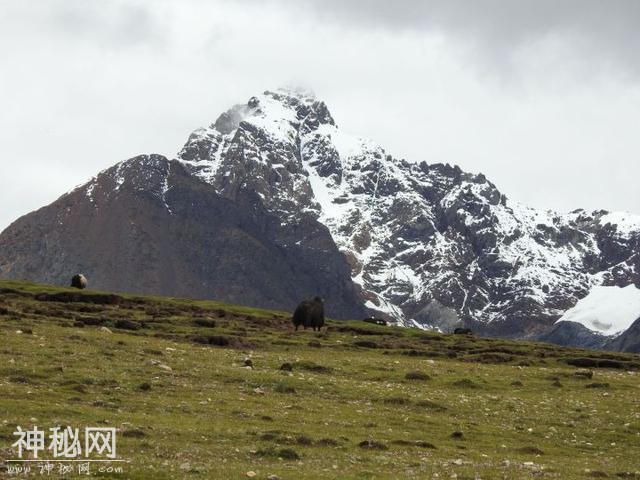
(1, 88), (640, 340)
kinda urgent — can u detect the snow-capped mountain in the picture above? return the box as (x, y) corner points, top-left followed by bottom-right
(1, 88), (639, 342)
(174, 88), (640, 337)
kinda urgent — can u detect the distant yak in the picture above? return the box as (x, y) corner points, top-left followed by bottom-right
(362, 317), (388, 326)
(453, 327), (472, 335)
(70, 274), (88, 290)
(292, 296), (325, 331)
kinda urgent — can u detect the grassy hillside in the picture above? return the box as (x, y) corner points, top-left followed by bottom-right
(1, 280), (639, 479)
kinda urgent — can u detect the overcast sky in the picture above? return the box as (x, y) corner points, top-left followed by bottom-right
(1, 0), (639, 232)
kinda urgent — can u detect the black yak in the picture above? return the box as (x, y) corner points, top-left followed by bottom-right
(292, 297), (325, 331)
(70, 274), (88, 290)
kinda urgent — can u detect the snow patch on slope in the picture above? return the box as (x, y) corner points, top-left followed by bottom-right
(599, 211), (640, 238)
(556, 285), (640, 336)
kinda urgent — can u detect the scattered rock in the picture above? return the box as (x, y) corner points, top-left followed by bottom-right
(99, 327), (112, 334)
(279, 362), (293, 371)
(244, 358), (253, 368)
(450, 431), (464, 440)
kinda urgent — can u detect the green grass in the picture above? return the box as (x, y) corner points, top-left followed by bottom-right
(1, 280), (640, 479)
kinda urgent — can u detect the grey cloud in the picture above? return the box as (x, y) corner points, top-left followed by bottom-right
(8, 0), (164, 49)
(283, 0), (640, 77)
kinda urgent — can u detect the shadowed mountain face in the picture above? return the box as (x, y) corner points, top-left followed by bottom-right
(1, 88), (640, 337)
(537, 321), (608, 350)
(605, 318), (640, 353)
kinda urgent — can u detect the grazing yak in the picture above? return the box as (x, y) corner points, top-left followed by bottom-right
(292, 297), (325, 331)
(70, 274), (88, 290)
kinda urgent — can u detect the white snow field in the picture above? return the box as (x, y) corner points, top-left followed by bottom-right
(556, 284), (640, 336)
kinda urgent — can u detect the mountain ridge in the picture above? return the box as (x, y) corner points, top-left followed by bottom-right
(1, 87), (639, 344)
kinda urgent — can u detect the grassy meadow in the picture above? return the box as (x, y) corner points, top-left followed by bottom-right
(1, 280), (639, 479)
